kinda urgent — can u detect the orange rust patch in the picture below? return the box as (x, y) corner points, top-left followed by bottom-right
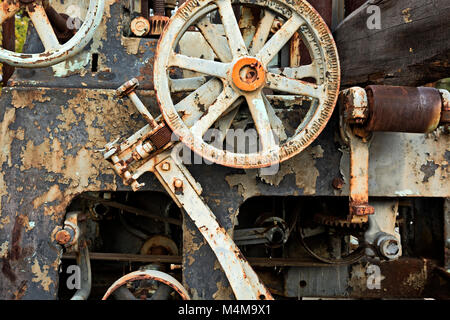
(20, 138), (64, 172)
(32, 185), (63, 209)
(11, 90), (51, 109)
(31, 258), (53, 292)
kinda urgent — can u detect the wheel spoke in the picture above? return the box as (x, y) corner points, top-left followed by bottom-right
(170, 76), (207, 93)
(174, 78), (223, 128)
(266, 72), (322, 99)
(245, 91), (277, 151)
(27, 4), (60, 50)
(169, 53), (229, 79)
(216, 0), (248, 58)
(239, 7), (257, 48)
(248, 10), (276, 55)
(257, 14), (304, 66)
(269, 64), (317, 80)
(191, 85), (240, 137)
(196, 16), (233, 62)
(0, 1), (19, 25)
(216, 104), (241, 144)
(262, 94), (287, 142)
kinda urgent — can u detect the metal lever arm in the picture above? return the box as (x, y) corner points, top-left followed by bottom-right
(152, 151), (273, 300)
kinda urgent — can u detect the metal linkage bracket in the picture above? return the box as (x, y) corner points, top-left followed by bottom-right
(103, 79), (273, 300)
(339, 88), (374, 224)
(339, 85), (450, 226)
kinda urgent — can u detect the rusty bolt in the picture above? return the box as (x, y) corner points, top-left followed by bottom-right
(161, 162), (171, 171)
(117, 78), (139, 98)
(341, 87), (369, 124)
(174, 179), (183, 189)
(55, 229), (72, 245)
(131, 17), (150, 37)
(350, 204), (375, 216)
(332, 177), (345, 190)
(377, 234), (401, 260)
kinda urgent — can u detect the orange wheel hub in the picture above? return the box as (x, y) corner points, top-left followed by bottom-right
(231, 57), (266, 92)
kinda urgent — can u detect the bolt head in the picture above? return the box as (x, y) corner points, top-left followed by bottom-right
(117, 78), (139, 98)
(332, 177), (345, 190)
(377, 234), (401, 260)
(161, 162), (170, 171)
(55, 229), (71, 245)
(174, 179), (183, 189)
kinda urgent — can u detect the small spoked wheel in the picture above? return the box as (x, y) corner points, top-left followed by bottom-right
(0, 0), (104, 68)
(154, 0), (340, 169)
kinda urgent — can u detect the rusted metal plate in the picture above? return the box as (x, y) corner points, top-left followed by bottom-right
(0, 84), (448, 299)
(9, 1), (158, 90)
(339, 129), (450, 198)
(283, 258), (449, 299)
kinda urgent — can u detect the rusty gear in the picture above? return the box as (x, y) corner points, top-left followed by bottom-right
(313, 212), (367, 229)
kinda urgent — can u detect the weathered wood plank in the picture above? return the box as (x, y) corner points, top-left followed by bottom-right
(335, 0), (450, 87)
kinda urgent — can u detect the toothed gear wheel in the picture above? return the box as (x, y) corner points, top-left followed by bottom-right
(314, 212), (367, 229)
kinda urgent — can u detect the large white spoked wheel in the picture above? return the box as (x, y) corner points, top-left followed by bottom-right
(0, 0), (104, 68)
(154, 0), (340, 169)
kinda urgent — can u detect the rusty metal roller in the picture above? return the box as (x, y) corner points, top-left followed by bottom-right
(365, 85), (442, 133)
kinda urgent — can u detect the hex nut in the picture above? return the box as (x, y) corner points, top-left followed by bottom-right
(174, 179), (183, 189)
(377, 234), (401, 260)
(55, 229), (71, 245)
(161, 162), (171, 171)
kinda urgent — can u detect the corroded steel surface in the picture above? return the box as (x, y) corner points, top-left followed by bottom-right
(154, 0), (341, 169)
(0, 0), (449, 301)
(365, 85), (442, 133)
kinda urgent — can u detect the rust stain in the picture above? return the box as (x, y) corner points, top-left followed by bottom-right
(12, 281), (27, 300)
(32, 185), (63, 210)
(0, 241), (9, 258)
(403, 264), (427, 291)
(225, 145), (324, 198)
(212, 280), (234, 300)
(0, 108), (17, 210)
(31, 258), (53, 292)
(11, 90), (51, 109)
(0, 216), (11, 230)
(225, 170), (260, 200)
(20, 138), (64, 172)
(121, 37), (142, 55)
(402, 8), (412, 23)
(420, 160), (439, 183)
